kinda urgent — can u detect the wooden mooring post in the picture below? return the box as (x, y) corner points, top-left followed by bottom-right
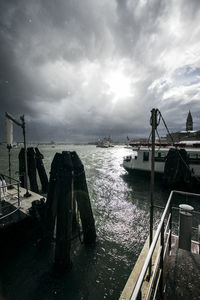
(35, 147), (48, 193)
(45, 151), (96, 273)
(19, 147), (49, 194)
(18, 148), (25, 188)
(71, 151), (96, 244)
(45, 153), (61, 241)
(54, 151), (73, 272)
(27, 147), (39, 193)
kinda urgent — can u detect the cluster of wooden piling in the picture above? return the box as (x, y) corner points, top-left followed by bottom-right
(18, 147), (48, 193)
(45, 151), (96, 272)
(18, 148), (96, 272)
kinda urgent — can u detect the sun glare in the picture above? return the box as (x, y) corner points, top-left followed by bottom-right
(105, 71), (132, 102)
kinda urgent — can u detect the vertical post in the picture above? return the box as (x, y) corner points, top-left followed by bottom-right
(198, 225), (200, 255)
(54, 152), (73, 272)
(7, 145), (12, 185)
(159, 223), (164, 295)
(27, 147), (39, 193)
(0, 182), (2, 216)
(71, 151), (96, 244)
(169, 203), (172, 252)
(17, 183), (20, 207)
(20, 115), (31, 197)
(149, 108), (157, 278)
(178, 204), (194, 251)
(6, 117), (13, 186)
(35, 147), (49, 193)
(18, 148), (25, 188)
(45, 153), (61, 241)
(5, 112), (32, 194)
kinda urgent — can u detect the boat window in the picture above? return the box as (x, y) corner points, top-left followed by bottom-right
(155, 151), (166, 162)
(188, 152), (200, 164)
(189, 153), (199, 159)
(143, 152), (149, 161)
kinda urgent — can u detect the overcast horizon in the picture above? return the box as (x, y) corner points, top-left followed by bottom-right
(1, 0), (200, 143)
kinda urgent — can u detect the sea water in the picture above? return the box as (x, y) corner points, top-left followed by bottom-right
(0, 144), (197, 300)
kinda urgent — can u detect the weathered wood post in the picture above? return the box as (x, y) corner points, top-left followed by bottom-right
(54, 151), (73, 272)
(27, 147), (39, 193)
(45, 151), (96, 272)
(72, 193), (78, 232)
(45, 153), (61, 241)
(18, 148), (25, 188)
(70, 151), (96, 244)
(35, 147), (49, 193)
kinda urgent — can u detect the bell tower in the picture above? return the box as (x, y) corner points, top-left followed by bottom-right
(186, 111), (193, 131)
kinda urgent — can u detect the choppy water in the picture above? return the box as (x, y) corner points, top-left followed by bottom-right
(1, 144), (197, 300)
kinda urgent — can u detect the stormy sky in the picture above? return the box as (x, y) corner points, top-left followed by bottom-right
(0, 0), (200, 143)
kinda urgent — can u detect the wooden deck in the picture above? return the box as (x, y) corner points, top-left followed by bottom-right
(164, 248), (200, 299)
(119, 233), (160, 300)
(119, 234), (200, 300)
(0, 186), (45, 229)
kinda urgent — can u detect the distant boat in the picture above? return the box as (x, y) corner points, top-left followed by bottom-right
(96, 140), (109, 148)
(12, 144), (18, 149)
(124, 145), (132, 149)
(96, 137), (114, 148)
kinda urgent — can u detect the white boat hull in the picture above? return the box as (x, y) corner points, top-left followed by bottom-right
(123, 147), (200, 178)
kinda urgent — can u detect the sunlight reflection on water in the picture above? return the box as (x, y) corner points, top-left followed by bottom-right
(0, 144), (170, 300)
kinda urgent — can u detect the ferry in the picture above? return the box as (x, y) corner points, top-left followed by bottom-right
(96, 137), (114, 148)
(123, 141), (200, 182)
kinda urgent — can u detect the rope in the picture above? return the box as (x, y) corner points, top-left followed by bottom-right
(154, 109), (200, 184)
(147, 131), (152, 148)
(160, 116), (192, 181)
(157, 110), (175, 145)
(155, 128), (162, 150)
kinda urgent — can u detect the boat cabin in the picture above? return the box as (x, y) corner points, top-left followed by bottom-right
(123, 146), (200, 178)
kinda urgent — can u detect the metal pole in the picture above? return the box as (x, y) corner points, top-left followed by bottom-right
(169, 203), (172, 252)
(21, 115), (31, 197)
(148, 108), (156, 278)
(159, 223), (164, 296)
(5, 112), (31, 196)
(0, 182), (2, 216)
(7, 145), (12, 185)
(17, 183), (20, 207)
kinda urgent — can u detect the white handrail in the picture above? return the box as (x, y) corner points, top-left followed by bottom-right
(131, 190), (200, 300)
(0, 175), (21, 220)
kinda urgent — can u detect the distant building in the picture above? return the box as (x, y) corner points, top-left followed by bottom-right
(186, 110), (193, 131)
(167, 111), (200, 142)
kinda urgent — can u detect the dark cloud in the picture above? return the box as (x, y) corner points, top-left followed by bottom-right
(0, 0), (200, 143)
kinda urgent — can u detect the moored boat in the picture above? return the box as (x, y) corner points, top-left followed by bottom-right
(123, 141), (200, 185)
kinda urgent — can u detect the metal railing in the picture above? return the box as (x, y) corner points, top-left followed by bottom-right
(131, 190), (200, 300)
(0, 174), (21, 220)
